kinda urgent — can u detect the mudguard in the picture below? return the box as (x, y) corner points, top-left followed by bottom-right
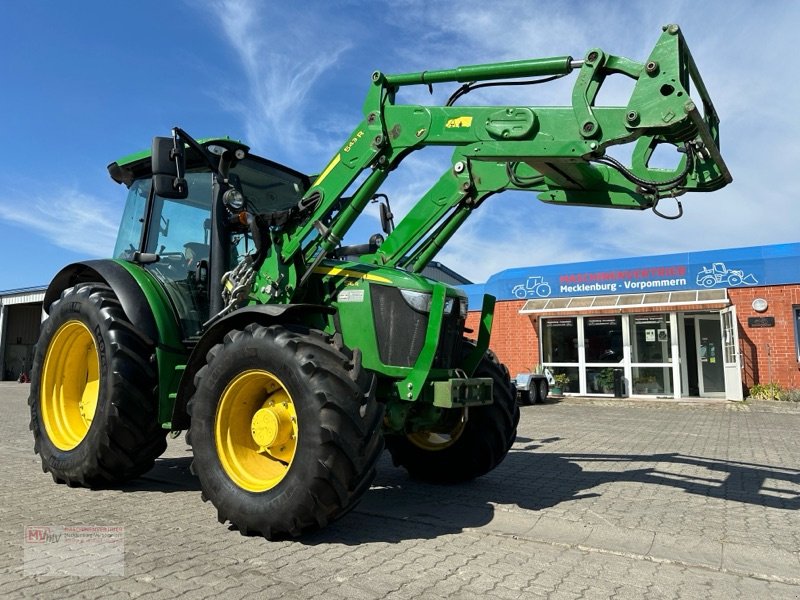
(170, 303), (336, 429)
(43, 260), (158, 345)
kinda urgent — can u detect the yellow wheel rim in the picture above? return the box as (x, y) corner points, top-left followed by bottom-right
(407, 409), (467, 451)
(40, 320), (100, 451)
(215, 369), (298, 492)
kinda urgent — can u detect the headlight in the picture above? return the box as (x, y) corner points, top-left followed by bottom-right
(400, 289), (432, 313)
(400, 289), (458, 315)
(459, 297), (469, 318)
(223, 188), (245, 211)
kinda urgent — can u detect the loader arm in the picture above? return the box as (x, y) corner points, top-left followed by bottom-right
(246, 24), (730, 302)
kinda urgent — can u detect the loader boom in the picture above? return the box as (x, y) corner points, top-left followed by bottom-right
(237, 23), (730, 305)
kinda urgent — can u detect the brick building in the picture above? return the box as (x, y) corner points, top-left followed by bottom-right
(464, 243), (800, 400)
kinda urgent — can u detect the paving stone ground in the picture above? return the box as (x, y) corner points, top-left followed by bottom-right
(1, 382), (799, 599)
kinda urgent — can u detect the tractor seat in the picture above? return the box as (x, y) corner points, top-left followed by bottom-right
(184, 242), (210, 268)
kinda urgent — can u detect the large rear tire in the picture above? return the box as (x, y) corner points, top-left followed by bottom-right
(386, 347), (519, 483)
(29, 284), (167, 487)
(188, 324), (383, 538)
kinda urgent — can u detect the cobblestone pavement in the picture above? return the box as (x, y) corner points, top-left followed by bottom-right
(2, 382), (799, 599)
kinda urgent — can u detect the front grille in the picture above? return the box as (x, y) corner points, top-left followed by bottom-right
(434, 308), (465, 369)
(371, 285), (464, 369)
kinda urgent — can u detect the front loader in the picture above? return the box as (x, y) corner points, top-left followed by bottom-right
(29, 25), (730, 538)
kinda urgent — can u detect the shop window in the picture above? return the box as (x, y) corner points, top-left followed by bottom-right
(550, 367), (580, 394)
(542, 317), (578, 363)
(584, 316), (623, 363)
(632, 366), (672, 395)
(630, 314), (672, 363)
(587, 367), (623, 394)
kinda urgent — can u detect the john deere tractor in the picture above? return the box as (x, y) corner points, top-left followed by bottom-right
(29, 25), (730, 538)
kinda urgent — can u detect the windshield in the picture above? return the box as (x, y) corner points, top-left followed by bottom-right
(231, 157), (306, 214)
(113, 179), (150, 259)
(113, 155), (307, 338)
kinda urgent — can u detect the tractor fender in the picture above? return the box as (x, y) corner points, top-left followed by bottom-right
(171, 303), (336, 430)
(43, 260), (158, 345)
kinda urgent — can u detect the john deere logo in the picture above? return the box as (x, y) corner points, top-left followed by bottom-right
(445, 116), (473, 128)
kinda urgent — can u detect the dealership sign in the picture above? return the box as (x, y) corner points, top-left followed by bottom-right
(557, 265), (689, 295)
(461, 243), (800, 305)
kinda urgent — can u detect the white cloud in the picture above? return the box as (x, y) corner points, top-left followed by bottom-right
(0, 189), (119, 256)
(207, 0), (353, 165)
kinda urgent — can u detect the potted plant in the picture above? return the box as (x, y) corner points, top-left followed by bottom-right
(596, 368), (617, 394)
(551, 373), (570, 396)
(634, 374), (658, 394)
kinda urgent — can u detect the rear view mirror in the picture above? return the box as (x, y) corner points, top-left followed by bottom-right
(373, 194), (394, 234)
(152, 137), (188, 199)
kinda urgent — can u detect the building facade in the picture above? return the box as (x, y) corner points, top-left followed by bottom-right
(0, 287), (45, 381)
(464, 243), (800, 400)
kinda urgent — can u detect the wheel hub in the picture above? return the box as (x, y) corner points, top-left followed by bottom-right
(250, 404), (294, 452)
(407, 408), (468, 451)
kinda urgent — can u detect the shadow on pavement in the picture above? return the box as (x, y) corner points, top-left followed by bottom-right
(303, 442), (800, 545)
(119, 456), (201, 493)
(116, 438), (800, 544)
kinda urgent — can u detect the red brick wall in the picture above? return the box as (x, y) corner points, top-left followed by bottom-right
(465, 300), (538, 377)
(729, 285), (800, 390)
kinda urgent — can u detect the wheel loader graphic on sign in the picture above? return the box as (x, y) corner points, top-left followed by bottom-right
(696, 262), (757, 287)
(513, 276), (552, 299)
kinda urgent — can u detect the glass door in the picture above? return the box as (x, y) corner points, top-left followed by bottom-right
(584, 316), (623, 395)
(720, 306), (743, 400)
(695, 316), (725, 396)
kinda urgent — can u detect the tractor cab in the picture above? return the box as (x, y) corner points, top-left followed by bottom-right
(108, 138), (310, 337)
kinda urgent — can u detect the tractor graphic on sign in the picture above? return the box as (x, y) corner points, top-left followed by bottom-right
(512, 276), (552, 298)
(696, 262), (758, 287)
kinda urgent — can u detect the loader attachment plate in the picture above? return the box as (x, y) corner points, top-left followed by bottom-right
(432, 377), (493, 408)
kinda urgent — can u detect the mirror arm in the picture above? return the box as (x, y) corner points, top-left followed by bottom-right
(172, 126), (224, 180)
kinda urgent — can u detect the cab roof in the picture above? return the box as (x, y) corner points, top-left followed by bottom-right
(107, 136), (248, 187)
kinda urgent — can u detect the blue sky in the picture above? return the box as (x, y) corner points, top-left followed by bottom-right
(1, 0), (797, 290)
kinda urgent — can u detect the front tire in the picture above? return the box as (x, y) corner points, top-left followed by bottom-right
(188, 324), (383, 538)
(29, 284), (167, 487)
(386, 348), (519, 483)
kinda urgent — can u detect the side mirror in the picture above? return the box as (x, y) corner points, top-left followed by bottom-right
(152, 137), (188, 199)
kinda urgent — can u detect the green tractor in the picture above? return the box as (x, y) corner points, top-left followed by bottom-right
(29, 25), (730, 538)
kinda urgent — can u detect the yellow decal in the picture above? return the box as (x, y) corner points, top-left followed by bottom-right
(343, 130), (364, 153)
(312, 265), (391, 284)
(445, 116), (473, 129)
(312, 153), (341, 187)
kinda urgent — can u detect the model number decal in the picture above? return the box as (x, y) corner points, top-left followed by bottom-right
(343, 130), (364, 152)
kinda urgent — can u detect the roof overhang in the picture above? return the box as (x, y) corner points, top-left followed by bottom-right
(519, 288), (729, 314)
